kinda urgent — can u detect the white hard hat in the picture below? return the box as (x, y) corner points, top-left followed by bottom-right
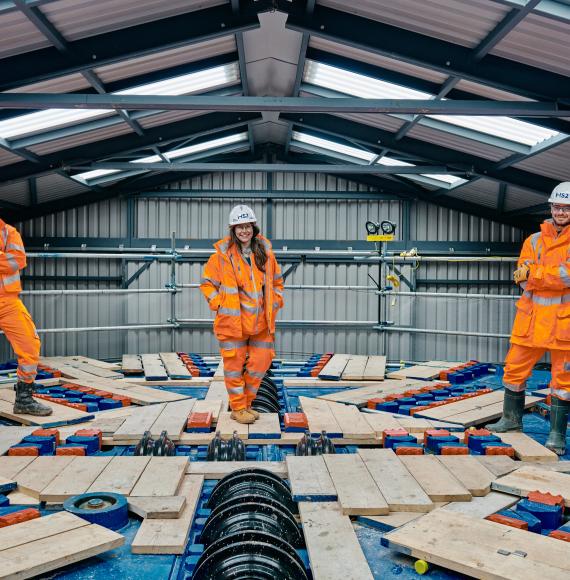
(229, 204), (257, 226)
(548, 182), (570, 205)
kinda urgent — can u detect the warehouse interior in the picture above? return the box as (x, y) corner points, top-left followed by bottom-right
(0, 0), (569, 578)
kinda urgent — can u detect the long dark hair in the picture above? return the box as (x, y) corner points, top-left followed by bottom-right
(229, 224), (267, 271)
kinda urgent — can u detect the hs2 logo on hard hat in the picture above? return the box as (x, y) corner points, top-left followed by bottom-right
(238, 213), (249, 219)
(556, 193), (570, 198)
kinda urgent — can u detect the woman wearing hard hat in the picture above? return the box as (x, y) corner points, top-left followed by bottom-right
(200, 205), (284, 424)
(488, 182), (570, 455)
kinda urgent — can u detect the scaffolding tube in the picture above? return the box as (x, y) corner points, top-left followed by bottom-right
(29, 323), (177, 335)
(21, 288), (172, 296)
(27, 252), (176, 260)
(381, 290), (519, 300)
(177, 318), (375, 327)
(176, 283), (375, 291)
(379, 326), (510, 339)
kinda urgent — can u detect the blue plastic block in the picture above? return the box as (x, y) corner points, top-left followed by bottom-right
(447, 373), (465, 384)
(377, 402), (399, 413)
(435, 442), (469, 455)
(383, 434), (417, 449)
(461, 370), (475, 381)
(556, 521), (570, 533)
(66, 435), (100, 455)
(22, 435), (55, 455)
(396, 405), (415, 416)
(83, 394), (103, 403)
(98, 398), (122, 410)
(415, 393), (435, 402)
(0, 495), (9, 507)
(431, 389), (450, 397)
(64, 390), (80, 398)
(426, 435), (459, 453)
(467, 434), (501, 453)
(396, 397), (417, 406)
(64, 397), (83, 404)
(84, 403), (100, 413)
(498, 509), (541, 533)
(517, 499), (562, 530)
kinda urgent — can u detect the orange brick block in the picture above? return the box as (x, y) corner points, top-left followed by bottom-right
(485, 446), (515, 457)
(56, 446), (86, 456)
(93, 390), (113, 399)
(367, 398), (385, 409)
(112, 395), (132, 406)
(75, 429), (103, 447)
(423, 429), (450, 445)
(0, 508), (40, 528)
(527, 491), (565, 509)
(440, 446), (469, 455)
(32, 428), (60, 446)
(464, 428), (491, 444)
(486, 514), (528, 530)
(395, 447), (424, 455)
(549, 530), (570, 542)
(8, 446), (39, 457)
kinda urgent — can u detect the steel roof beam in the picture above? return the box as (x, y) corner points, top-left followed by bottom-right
(488, 0), (570, 24)
(0, 2), (261, 91)
(0, 93), (567, 116)
(279, 2), (570, 101)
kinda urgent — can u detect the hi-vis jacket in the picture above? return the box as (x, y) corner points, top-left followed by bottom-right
(0, 219), (25, 295)
(512, 219), (570, 349)
(200, 235), (284, 340)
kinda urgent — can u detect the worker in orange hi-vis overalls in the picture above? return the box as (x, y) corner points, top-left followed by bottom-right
(200, 205), (284, 424)
(0, 219), (52, 416)
(488, 182), (570, 455)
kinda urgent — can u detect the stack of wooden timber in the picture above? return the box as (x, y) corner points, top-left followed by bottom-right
(318, 354), (386, 381)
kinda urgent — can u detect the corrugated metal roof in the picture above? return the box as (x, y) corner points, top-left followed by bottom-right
(136, 109), (206, 129)
(512, 140), (570, 181)
(6, 73), (92, 94)
(36, 173), (91, 203)
(503, 185), (550, 212)
(335, 112), (407, 133)
(28, 122), (134, 156)
(445, 178), (500, 208)
(454, 79), (533, 102)
(0, 148), (23, 167)
(95, 36), (236, 84)
(406, 124), (513, 162)
(491, 12), (570, 76)
(40, 0), (226, 42)
(251, 121), (289, 145)
(0, 9), (51, 58)
(0, 180), (29, 205)
(318, 0), (510, 48)
(308, 37), (448, 84)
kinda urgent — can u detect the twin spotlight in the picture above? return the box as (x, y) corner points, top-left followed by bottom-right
(365, 220), (397, 240)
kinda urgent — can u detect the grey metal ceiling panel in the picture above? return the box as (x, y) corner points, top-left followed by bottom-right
(0, 9), (51, 58)
(335, 112), (407, 132)
(136, 110), (206, 129)
(317, 0), (510, 48)
(406, 124), (513, 161)
(308, 36), (448, 84)
(445, 178), (500, 208)
(503, 184), (550, 212)
(0, 179), (29, 205)
(512, 140), (570, 182)
(252, 121), (290, 145)
(454, 79), (533, 102)
(95, 36), (236, 84)
(36, 173), (91, 203)
(27, 122), (134, 156)
(248, 57), (298, 97)
(491, 12), (570, 76)
(5, 73), (92, 94)
(0, 148), (23, 167)
(39, 0), (226, 42)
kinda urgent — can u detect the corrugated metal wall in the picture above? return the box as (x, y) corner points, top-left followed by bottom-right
(8, 172), (525, 363)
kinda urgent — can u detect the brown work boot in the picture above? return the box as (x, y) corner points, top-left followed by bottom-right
(13, 381), (53, 416)
(247, 407), (260, 420)
(230, 409), (255, 424)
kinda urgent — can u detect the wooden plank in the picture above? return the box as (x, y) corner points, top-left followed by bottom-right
(213, 361), (224, 378)
(316, 380), (417, 406)
(216, 412), (249, 440)
(299, 502), (373, 580)
(130, 456), (188, 497)
(131, 475), (203, 554)
(15, 456), (76, 498)
(122, 354), (143, 374)
(362, 355), (386, 380)
(115, 377), (211, 387)
(205, 380), (229, 410)
(149, 399), (196, 440)
(112, 403), (166, 440)
(286, 378), (387, 388)
(360, 411), (402, 439)
(358, 449), (434, 512)
(497, 432), (559, 462)
(141, 354), (168, 381)
(0, 390), (93, 427)
(192, 399), (223, 422)
(0, 521), (124, 579)
(388, 364), (443, 380)
(187, 461), (287, 479)
(318, 354), (351, 380)
(384, 510), (570, 580)
(418, 390), (505, 420)
(285, 455), (337, 501)
(441, 491), (518, 519)
(357, 512), (423, 531)
(247, 413), (281, 439)
(159, 353), (193, 380)
(57, 358), (122, 379)
(0, 511), (88, 551)
(68, 356), (121, 372)
(299, 396), (343, 437)
(40, 456), (113, 502)
(88, 456), (151, 495)
(491, 465), (570, 507)
(326, 401), (374, 439)
(341, 355), (368, 380)
(475, 455), (518, 477)
(0, 456), (36, 480)
(323, 454), (389, 515)
(6, 489), (40, 506)
(0, 426), (35, 455)
(437, 456), (495, 496)
(399, 455), (472, 502)
(128, 496), (186, 519)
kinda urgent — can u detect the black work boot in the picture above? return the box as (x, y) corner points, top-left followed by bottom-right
(487, 389), (525, 432)
(545, 397), (570, 456)
(13, 381), (53, 416)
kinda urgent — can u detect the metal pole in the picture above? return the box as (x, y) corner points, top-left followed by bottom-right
(176, 283), (376, 290)
(20, 288), (172, 296)
(176, 318), (376, 327)
(381, 290), (519, 301)
(170, 231), (177, 352)
(379, 326), (510, 339)
(0, 323), (178, 335)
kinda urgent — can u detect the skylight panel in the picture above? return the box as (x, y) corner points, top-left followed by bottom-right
(303, 61), (561, 147)
(0, 63), (240, 140)
(73, 132), (247, 184)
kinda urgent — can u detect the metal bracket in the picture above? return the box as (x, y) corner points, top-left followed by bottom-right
(124, 261), (152, 288)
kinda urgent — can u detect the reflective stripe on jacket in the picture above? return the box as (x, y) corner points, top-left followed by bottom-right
(511, 219), (570, 349)
(0, 220), (25, 295)
(200, 235), (284, 340)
